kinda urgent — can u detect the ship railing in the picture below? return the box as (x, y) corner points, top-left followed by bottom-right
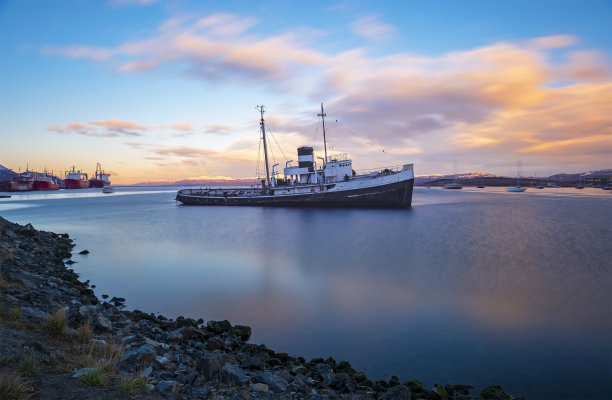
(354, 165), (405, 176)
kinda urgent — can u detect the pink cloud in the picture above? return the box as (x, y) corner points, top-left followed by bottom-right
(351, 15), (396, 41)
(527, 35), (578, 49)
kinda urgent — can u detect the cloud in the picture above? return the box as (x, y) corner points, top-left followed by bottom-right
(351, 15), (396, 41)
(203, 124), (233, 135)
(527, 35), (578, 49)
(47, 119), (207, 138)
(43, 14), (611, 175)
(154, 147), (217, 158)
(44, 13), (323, 82)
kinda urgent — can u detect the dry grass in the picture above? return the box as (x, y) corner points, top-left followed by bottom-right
(0, 371), (33, 400)
(45, 310), (67, 338)
(77, 322), (92, 344)
(8, 307), (22, 321)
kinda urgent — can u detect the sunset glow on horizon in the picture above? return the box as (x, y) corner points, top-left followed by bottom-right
(1, 0), (610, 184)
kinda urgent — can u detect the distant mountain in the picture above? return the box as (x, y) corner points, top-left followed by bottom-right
(418, 169), (612, 187)
(131, 178), (259, 187)
(0, 164), (17, 181)
(415, 172), (500, 184)
(548, 169), (612, 181)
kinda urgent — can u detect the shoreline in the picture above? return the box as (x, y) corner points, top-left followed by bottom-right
(0, 216), (520, 400)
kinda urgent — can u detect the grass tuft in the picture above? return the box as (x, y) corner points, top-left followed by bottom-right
(0, 371), (33, 400)
(8, 307), (22, 321)
(77, 322), (92, 344)
(119, 375), (149, 393)
(18, 358), (37, 376)
(78, 368), (108, 386)
(45, 310), (67, 338)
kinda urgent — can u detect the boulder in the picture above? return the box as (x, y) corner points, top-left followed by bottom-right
(93, 312), (112, 332)
(207, 319), (231, 334)
(206, 336), (226, 351)
(119, 343), (156, 370)
(241, 351), (270, 369)
(253, 371), (288, 393)
(316, 363), (336, 385)
(220, 364), (249, 386)
(233, 324), (252, 341)
(480, 385), (513, 400)
(155, 380), (180, 398)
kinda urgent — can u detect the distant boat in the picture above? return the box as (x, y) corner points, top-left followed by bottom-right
(603, 185), (611, 191)
(507, 162), (527, 192)
(89, 163), (111, 188)
(444, 182), (462, 189)
(102, 186), (115, 193)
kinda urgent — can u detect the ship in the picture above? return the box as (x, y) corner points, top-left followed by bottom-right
(89, 163), (111, 188)
(64, 167), (90, 189)
(176, 104), (414, 208)
(9, 171), (35, 192)
(33, 172), (60, 190)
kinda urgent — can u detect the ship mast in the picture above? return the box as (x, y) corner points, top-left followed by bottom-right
(257, 105), (272, 192)
(318, 103), (328, 165)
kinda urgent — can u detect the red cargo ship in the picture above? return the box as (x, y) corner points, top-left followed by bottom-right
(64, 167), (90, 189)
(34, 173), (60, 190)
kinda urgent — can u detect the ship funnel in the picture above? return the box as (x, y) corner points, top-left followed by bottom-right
(297, 146), (314, 172)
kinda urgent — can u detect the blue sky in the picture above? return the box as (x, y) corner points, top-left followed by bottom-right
(1, 0), (610, 183)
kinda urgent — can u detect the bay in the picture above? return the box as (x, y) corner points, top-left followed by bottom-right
(1, 186), (610, 399)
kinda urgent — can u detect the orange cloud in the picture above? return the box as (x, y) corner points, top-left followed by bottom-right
(90, 119), (147, 130)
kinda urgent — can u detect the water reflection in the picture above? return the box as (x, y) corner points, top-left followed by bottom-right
(1, 187), (610, 399)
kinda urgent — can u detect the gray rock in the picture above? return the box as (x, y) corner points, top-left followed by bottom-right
(334, 373), (358, 392)
(206, 336), (226, 351)
(480, 385), (513, 400)
(380, 385), (411, 399)
(233, 325), (252, 341)
(166, 329), (184, 342)
(93, 312), (112, 332)
(253, 371), (288, 393)
(19, 306), (47, 322)
(292, 365), (307, 375)
(195, 353), (230, 379)
(119, 343), (156, 370)
(316, 363), (336, 385)
(250, 383), (269, 393)
(241, 351), (270, 369)
(155, 380), (180, 398)
(155, 355), (169, 365)
(220, 364), (249, 386)
(207, 319), (231, 334)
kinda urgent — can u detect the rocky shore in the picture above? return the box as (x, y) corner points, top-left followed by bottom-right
(0, 216), (521, 400)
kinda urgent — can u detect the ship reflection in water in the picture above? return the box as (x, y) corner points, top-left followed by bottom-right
(1, 187), (610, 400)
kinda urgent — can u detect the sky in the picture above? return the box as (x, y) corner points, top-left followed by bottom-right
(1, 0), (610, 184)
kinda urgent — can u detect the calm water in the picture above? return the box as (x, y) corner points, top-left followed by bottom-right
(1, 187), (610, 399)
